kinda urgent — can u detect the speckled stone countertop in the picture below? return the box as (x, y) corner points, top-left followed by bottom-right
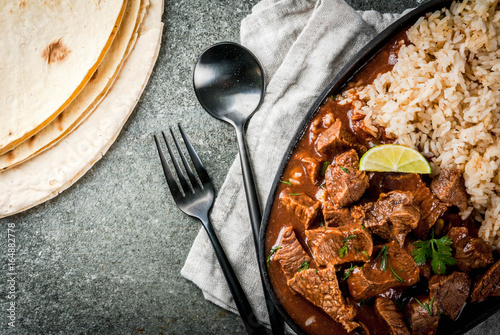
(0, 1), (498, 334)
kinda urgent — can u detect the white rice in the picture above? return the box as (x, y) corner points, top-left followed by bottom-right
(356, 0), (500, 249)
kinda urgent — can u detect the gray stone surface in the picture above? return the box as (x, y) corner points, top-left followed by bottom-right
(0, 0), (498, 334)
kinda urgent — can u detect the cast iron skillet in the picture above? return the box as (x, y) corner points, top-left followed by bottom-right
(258, 0), (500, 334)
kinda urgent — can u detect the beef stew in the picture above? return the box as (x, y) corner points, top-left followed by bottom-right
(259, 1), (500, 334)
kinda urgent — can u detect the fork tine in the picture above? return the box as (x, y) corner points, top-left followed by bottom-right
(154, 135), (183, 199)
(169, 127), (200, 189)
(177, 124), (211, 187)
(161, 131), (191, 194)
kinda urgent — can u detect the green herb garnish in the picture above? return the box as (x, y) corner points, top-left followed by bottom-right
(339, 166), (349, 173)
(339, 244), (349, 258)
(375, 245), (389, 271)
(280, 179), (292, 186)
(338, 235), (357, 258)
(415, 297), (434, 316)
(321, 161), (331, 176)
(342, 264), (359, 281)
(267, 246), (282, 267)
(389, 265), (405, 283)
(361, 250), (369, 259)
(412, 233), (456, 275)
(297, 261), (310, 272)
(289, 193), (302, 196)
(342, 235), (357, 243)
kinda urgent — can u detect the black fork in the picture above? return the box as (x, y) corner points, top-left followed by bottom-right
(154, 124), (267, 335)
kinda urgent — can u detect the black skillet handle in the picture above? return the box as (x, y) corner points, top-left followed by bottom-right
(200, 214), (267, 335)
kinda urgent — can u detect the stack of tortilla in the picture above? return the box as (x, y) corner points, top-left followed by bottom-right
(0, 0), (164, 217)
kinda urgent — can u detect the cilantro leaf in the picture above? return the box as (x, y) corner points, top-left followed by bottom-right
(412, 236), (456, 275)
(412, 240), (431, 265)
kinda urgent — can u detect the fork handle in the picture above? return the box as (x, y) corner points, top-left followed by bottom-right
(200, 214), (268, 335)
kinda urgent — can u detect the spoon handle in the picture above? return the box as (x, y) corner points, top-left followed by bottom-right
(235, 126), (285, 335)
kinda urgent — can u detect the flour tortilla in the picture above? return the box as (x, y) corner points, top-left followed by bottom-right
(0, 0), (127, 155)
(0, 0), (164, 217)
(0, 0), (146, 171)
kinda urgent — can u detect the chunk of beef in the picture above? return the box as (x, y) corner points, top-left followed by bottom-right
(428, 271), (471, 319)
(447, 227), (493, 272)
(289, 265), (360, 332)
(374, 297), (410, 335)
(306, 223), (372, 266)
(280, 189), (320, 229)
(347, 241), (420, 300)
(404, 296), (439, 335)
(298, 154), (321, 184)
(322, 201), (352, 227)
(350, 202), (374, 222)
(383, 174), (449, 239)
(471, 259), (500, 302)
(364, 191), (420, 246)
(404, 239), (432, 279)
(273, 226), (312, 280)
(430, 168), (468, 212)
(325, 150), (369, 207)
(316, 118), (356, 154)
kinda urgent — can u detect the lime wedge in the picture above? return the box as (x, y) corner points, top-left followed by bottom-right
(359, 144), (431, 174)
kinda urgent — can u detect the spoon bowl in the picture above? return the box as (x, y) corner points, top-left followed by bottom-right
(193, 42), (264, 126)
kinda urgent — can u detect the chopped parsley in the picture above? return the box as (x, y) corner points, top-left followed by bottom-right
(267, 246), (282, 267)
(389, 265), (406, 283)
(415, 297), (434, 316)
(339, 244), (349, 258)
(375, 245), (389, 271)
(321, 161), (331, 176)
(339, 166), (349, 173)
(342, 264), (359, 281)
(280, 179), (292, 186)
(412, 233), (456, 275)
(297, 261), (310, 272)
(339, 235), (357, 258)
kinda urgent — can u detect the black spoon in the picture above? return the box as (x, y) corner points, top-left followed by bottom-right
(193, 42), (284, 335)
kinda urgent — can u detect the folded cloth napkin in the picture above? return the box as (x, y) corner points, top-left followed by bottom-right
(181, 0), (406, 327)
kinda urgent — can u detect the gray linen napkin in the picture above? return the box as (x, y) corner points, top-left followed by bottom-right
(181, 0), (405, 326)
